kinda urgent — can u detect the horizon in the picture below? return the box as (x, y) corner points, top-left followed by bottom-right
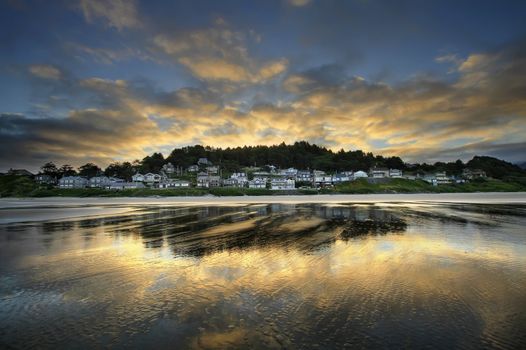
(1, 0), (526, 170)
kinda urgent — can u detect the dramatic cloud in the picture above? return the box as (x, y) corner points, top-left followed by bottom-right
(28, 65), (62, 80)
(79, 0), (141, 30)
(154, 24), (288, 83)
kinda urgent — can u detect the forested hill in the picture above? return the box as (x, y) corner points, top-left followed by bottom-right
(134, 141), (525, 179)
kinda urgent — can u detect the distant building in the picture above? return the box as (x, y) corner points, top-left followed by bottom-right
(196, 172), (221, 188)
(144, 173), (163, 184)
(206, 165), (219, 174)
(161, 163), (175, 175)
(222, 178), (245, 188)
(353, 171), (368, 180)
(34, 174), (57, 185)
(89, 176), (124, 188)
(187, 165), (199, 172)
(270, 178), (295, 190)
(435, 172), (452, 185)
(132, 173), (145, 182)
(332, 173), (350, 183)
(198, 158), (212, 166)
(158, 179), (190, 189)
(296, 170), (312, 182)
(58, 176), (88, 188)
(7, 169), (33, 177)
(370, 168), (390, 178)
(314, 174), (333, 187)
(248, 178), (267, 189)
(108, 182), (145, 190)
(389, 169), (403, 178)
(462, 168), (486, 180)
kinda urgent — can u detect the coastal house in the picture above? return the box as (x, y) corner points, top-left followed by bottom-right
(296, 170), (312, 182)
(34, 174), (57, 185)
(462, 168), (487, 180)
(332, 173), (350, 183)
(370, 168), (390, 178)
(280, 167), (298, 177)
(89, 176), (124, 188)
(270, 178), (295, 190)
(132, 173), (145, 182)
(7, 169), (33, 177)
(389, 169), (403, 178)
(222, 178), (245, 188)
(435, 172), (452, 185)
(58, 176), (88, 188)
(108, 182), (145, 190)
(187, 165), (199, 172)
(158, 179), (190, 189)
(198, 158), (212, 166)
(353, 171), (368, 180)
(314, 175), (333, 187)
(196, 172), (221, 188)
(161, 163), (175, 175)
(144, 173), (163, 184)
(206, 165), (219, 174)
(230, 172), (248, 183)
(248, 178), (267, 189)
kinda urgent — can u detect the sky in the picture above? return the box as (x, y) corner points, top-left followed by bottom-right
(1, 0), (526, 171)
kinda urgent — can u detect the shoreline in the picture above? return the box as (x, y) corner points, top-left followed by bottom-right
(1, 192), (526, 208)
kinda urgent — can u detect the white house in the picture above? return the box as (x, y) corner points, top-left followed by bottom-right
(187, 165), (199, 172)
(248, 178), (267, 189)
(197, 173), (221, 188)
(89, 176), (124, 188)
(158, 179), (190, 189)
(370, 168), (390, 178)
(435, 172), (452, 185)
(332, 173), (350, 183)
(314, 175), (333, 186)
(389, 169), (403, 178)
(353, 171), (368, 180)
(296, 170), (312, 182)
(161, 163), (175, 175)
(108, 182), (145, 190)
(271, 178), (295, 190)
(132, 173), (145, 182)
(144, 173), (163, 184)
(58, 176), (88, 189)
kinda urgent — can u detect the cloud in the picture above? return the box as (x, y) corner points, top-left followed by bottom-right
(287, 0), (312, 7)
(154, 24), (288, 83)
(28, 64), (62, 80)
(79, 0), (141, 30)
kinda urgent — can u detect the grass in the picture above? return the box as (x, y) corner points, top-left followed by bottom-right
(1, 175), (525, 198)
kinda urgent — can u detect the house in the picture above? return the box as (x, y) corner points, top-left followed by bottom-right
(132, 173), (145, 182)
(222, 178), (245, 188)
(353, 171), (368, 180)
(196, 173), (221, 188)
(313, 170), (333, 186)
(187, 165), (199, 172)
(108, 182), (145, 190)
(34, 174), (57, 185)
(58, 176), (88, 188)
(462, 168), (486, 179)
(279, 167), (298, 177)
(7, 169), (33, 177)
(89, 176), (124, 188)
(198, 158), (212, 166)
(296, 170), (312, 182)
(332, 173), (350, 183)
(158, 179), (190, 189)
(270, 178), (295, 190)
(206, 165), (219, 174)
(230, 172), (248, 183)
(144, 173), (163, 184)
(389, 169), (403, 178)
(435, 172), (452, 185)
(423, 175), (438, 186)
(161, 163), (175, 175)
(248, 178), (267, 189)
(370, 168), (390, 178)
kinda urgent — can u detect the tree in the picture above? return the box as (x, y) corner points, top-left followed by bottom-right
(78, 163), (102, 178)
(59, 164), (76, 177)
(40, 162), (58, 176)
(104, 162), (135, 181)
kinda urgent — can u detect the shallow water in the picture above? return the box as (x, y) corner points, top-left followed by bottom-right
(1, 202), (526, 349)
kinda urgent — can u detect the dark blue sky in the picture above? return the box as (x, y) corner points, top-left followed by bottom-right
(1, 0), (525, 170)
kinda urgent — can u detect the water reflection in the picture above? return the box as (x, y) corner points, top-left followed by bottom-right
(0, 203), (525, 349)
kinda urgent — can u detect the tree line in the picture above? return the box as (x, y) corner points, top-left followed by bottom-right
(37, 141), (525, 181)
